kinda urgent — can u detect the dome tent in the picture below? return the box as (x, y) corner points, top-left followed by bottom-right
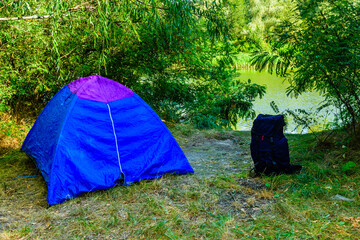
(21, 75), (194, 205)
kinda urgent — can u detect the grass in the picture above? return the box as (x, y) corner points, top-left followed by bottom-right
(0, 113), (32, 156)
(1, 114), (359, 239)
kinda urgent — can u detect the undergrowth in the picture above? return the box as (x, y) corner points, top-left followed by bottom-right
(0, 117), (359, 239)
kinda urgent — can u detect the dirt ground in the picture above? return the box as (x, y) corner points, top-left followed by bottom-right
(179, 130), (274, 219)
(181, 130), (253, 177)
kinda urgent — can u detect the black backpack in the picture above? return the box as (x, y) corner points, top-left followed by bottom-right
(250, 114), (302, 175)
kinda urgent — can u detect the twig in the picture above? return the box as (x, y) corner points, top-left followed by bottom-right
(60, 48), (77, 59)
(0, 15), (52, 21)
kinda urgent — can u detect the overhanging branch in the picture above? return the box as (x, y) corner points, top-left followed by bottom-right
(0, 3), (96, 22)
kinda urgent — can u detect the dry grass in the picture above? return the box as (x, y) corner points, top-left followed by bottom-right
(0, 113), (31, 155)
(0, 159), (272, 239)
(1, 117), (359, 239)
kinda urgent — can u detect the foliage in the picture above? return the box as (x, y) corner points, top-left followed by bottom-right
(0, 113), (31, 155)
(0, 0), (264, 128)
(270, 100), (335, 141)
(342, 161), (356, 174)
(226, 0), (296, 52)
(252, 0), (360, 134)
(186, 61), (266, 129)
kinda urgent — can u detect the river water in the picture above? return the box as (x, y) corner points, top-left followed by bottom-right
(235, 70), (333, 133)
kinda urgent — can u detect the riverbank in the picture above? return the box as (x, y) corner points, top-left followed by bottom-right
(0, 119), (359, 239)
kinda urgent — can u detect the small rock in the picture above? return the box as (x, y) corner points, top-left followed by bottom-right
(331, 194), (355, 202)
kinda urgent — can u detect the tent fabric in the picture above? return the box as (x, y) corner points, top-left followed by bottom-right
(21, 75), (194, 205)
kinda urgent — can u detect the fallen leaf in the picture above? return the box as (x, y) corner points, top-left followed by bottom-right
(352, 222), (359, 228)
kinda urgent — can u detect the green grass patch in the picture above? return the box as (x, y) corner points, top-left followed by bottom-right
(1, 119), (359, 239)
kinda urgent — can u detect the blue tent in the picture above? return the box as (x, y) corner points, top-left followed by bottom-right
(21, 75), (194, 205)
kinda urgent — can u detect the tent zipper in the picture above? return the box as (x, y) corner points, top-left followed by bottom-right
(107, 103), (124, 180)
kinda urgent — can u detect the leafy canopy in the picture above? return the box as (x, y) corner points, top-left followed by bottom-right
(0, 0), (265, 128)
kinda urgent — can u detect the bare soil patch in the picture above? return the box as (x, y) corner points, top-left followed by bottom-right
(181, 130), (253, 176)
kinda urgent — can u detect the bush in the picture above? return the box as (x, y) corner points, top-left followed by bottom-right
(252, 0), (360, 134)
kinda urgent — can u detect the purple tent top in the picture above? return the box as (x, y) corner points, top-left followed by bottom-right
(68, 75), (133, 103)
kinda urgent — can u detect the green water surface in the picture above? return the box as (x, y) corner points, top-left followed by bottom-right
(236, 70), (333, 133)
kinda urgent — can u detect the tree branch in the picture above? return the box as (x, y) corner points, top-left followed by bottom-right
(0, 3), (95, 21)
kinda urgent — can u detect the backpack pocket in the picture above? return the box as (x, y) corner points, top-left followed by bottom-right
(273, 137), (290, 166)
